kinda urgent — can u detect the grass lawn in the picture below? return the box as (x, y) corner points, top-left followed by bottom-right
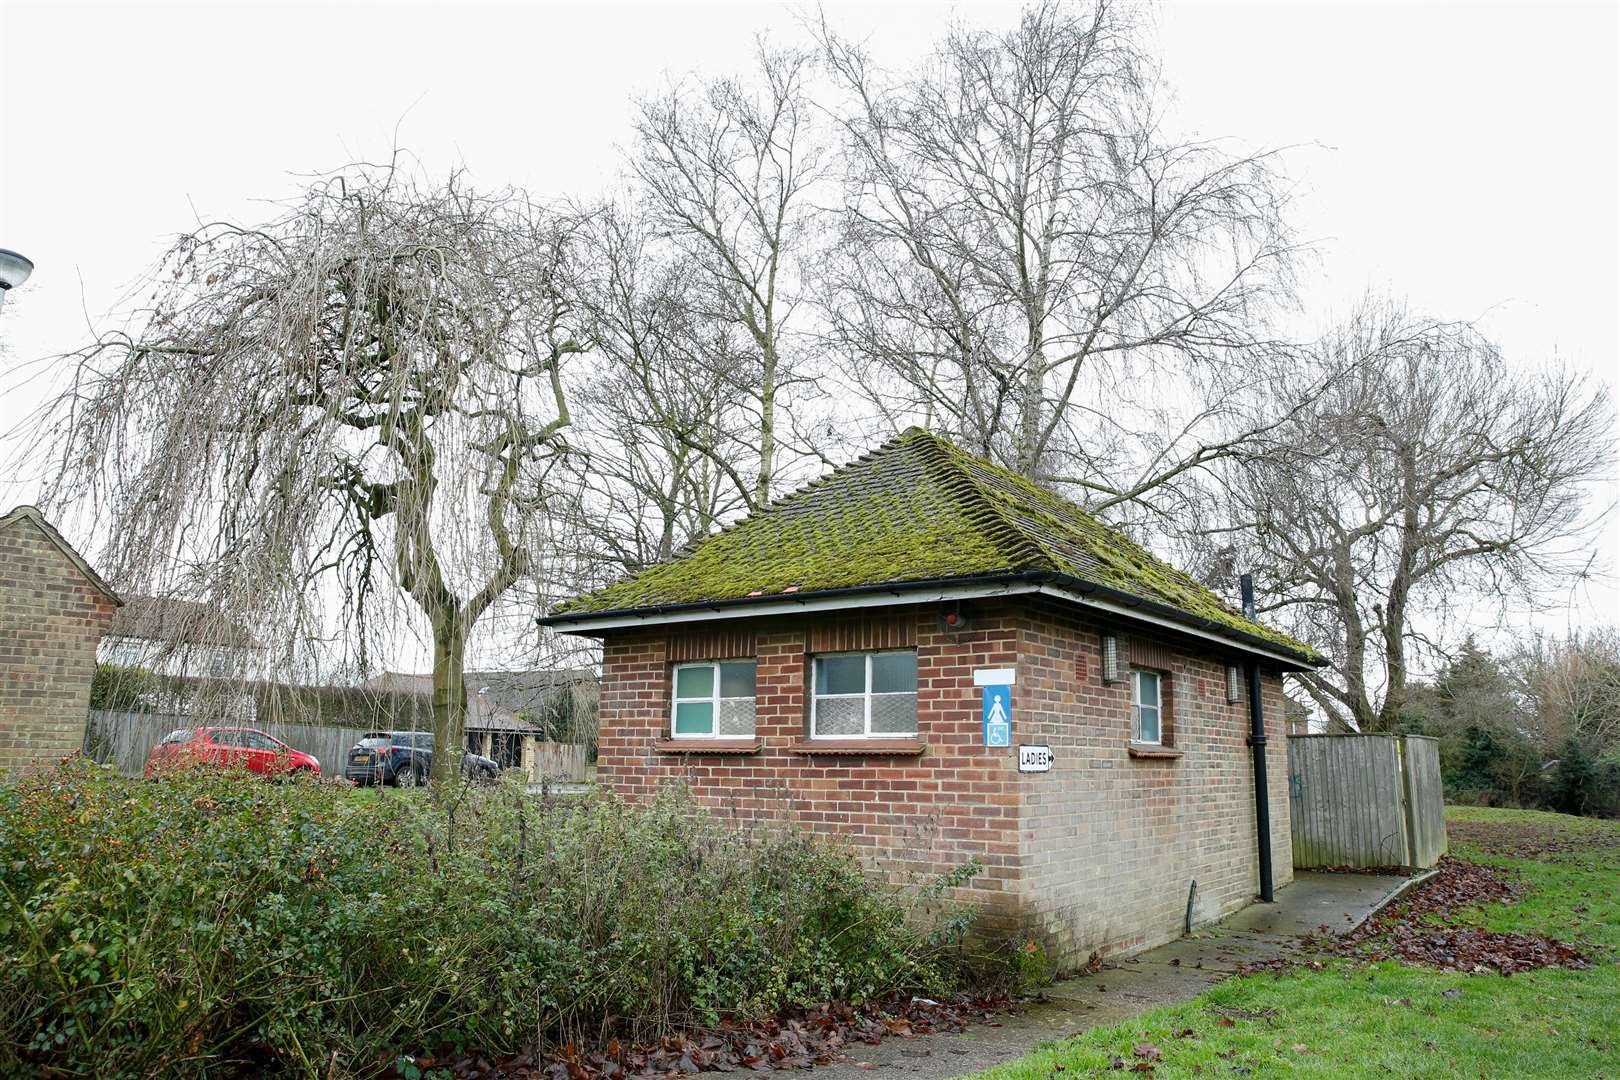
(970, 807), (1619, 1079)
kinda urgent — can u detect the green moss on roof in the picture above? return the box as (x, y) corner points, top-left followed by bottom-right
(553, 428), (1319, 662)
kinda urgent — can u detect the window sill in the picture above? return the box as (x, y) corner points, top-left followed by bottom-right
(1127, 743), (1183, 760)
(791, 739), (926, 756)
(653, 739), (761, 754)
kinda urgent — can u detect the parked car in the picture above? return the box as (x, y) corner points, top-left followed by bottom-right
(342, 731), (500, 788)
(145, 727), (321, 778)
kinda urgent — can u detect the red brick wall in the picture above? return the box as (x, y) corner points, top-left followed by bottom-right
(0, 516), (120, 773)
(597, 604), (1027, 927)
(1014, 599), (1293, 963)
(593, 597), (1294, 958)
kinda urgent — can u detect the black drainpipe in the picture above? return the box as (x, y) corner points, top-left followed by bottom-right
(1241, 574), (1275, 903)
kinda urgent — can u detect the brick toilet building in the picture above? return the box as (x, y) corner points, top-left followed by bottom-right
(0, 506), (122, 773)
(542, 430), (1322, 963)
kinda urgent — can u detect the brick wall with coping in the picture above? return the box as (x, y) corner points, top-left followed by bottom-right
(594, 597), (1295, 963)
(0, 516), (120, 773)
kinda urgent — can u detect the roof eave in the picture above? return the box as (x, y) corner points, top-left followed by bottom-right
(0, 505), (123, 605)
(538, 571), (1322, 670)
(1030, 578), (1323, 671)
(538, 572), (1049, 629)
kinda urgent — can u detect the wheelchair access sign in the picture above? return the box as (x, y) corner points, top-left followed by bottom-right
(982, 685), (1012, 747)
(975, 667), (1015, 748)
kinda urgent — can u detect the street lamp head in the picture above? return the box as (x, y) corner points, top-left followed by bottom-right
(0, 249), (35, 291)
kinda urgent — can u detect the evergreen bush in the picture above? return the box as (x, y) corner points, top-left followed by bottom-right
(0, 760), (973, 1077)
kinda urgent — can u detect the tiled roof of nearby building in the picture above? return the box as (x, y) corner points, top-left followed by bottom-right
(466, 668), (597, 718)
(359, 673), (540, 733)
(108, 595), (262, 649)
(548, 428), (1319, 663)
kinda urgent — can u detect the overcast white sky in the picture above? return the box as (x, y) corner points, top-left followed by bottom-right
(2, 0), (1616, 668)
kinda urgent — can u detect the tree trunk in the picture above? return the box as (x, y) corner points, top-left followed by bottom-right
(756, 340), (777, 508)
(1331, 541), (1379, 731)
(1341, 615), (1380, 731)
(1376, 445), (1423, 732)
(1016, 346), (1045, 477)
(429, 614), (469, 784)
(1376, 593), (1412, 733)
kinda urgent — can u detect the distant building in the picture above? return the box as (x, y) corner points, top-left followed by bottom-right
(1284, 694), (1314, 735)
(466, 667), (597, 739)
(98, 595), (264, 680)
(359, 672), (546, 775)
(0, 506), (121, 773)
(95, 596), (265, 720)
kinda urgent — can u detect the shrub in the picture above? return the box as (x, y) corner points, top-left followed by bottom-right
(0, 761), (973, 1078)
(1547, 737), (1620, 818)
(88, 662), (163, 712)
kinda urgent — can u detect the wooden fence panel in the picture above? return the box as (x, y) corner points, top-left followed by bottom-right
(532, 741), (589, 782)
(1288, 734), (1410, 869)
(1287, 733), (1448, 870)
(84, 710), (374, 776)
(84, 710), (178, 774)
(1402, 735), (1448, 867)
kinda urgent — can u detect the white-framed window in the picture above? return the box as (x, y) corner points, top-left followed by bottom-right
(811, 650), (918, 738)
(99, 636), (147, 668)
(1132, 668), (1163, 744)
(670, 661), (757, 738)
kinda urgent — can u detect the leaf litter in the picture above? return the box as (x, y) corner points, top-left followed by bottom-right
(1447, 819), (1620, 862)
(378, 992), (1015, 1080)
(1237, 856), (1590, 978)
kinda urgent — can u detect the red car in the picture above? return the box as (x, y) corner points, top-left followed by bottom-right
(145, 726), (321, 779)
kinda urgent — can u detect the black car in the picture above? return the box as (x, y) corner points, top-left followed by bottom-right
(343, 731), (500, 787)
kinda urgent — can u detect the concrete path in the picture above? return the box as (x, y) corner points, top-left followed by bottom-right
(816, 871), (1410, 1080)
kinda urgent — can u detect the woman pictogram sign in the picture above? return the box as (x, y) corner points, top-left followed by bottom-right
(983, 686), (1011, 746)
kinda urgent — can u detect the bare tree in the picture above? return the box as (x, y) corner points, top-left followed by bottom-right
(571, 202), (748, 576)
(40, 161), (586, 782)
(815, 0), (1297, 512)
(1203, 298), (1613, 731)
(1506, 629), (1620, 753)
(630, 40), (826, 511)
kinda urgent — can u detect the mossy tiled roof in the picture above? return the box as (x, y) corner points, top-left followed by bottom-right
(552, 429), (1318, 662)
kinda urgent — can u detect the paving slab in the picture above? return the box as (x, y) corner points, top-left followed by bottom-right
(812, 871), (1409, 1080)
(1222, 871), (1408, 938)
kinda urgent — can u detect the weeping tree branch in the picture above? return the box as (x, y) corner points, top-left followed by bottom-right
(39, 160), (589, 782)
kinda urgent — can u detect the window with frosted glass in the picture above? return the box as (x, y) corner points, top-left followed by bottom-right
(811, 651), (917, 738)
(671, 661), (756, 738)
(1132, 669), (1162, 744)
